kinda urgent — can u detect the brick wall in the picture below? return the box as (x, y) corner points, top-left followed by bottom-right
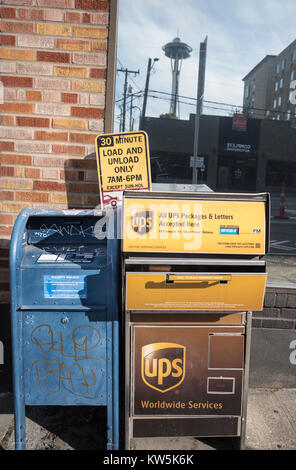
(0, 0), (116, 302)
(253, 286), (296, 330)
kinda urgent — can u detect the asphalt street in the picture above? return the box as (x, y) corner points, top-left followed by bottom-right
(269, 193), (296, 254)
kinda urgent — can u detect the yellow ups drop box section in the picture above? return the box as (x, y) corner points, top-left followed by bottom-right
(122, 190), (270, 450)
(126, 271), (266, 312)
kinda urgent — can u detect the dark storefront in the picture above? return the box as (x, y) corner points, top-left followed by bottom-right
(217, 117), (260, 191)
(144, 113), (296, 193)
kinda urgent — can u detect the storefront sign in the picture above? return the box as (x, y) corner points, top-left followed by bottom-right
(232, 113), (247, 131)
(95, 131), (151, 208)
(226, 143), (251, 153)
(123, 196), (267, 254)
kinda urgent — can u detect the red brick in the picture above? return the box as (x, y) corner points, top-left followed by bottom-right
(0, 115), (15, 126)
(0, 7), (16, 18)
(16, 192), (49, 203)
(35, 130), (68, 141)
(60, 169), (77, 181)
(0, 76), (33, 87)
(90, 68), (106, 79)
(36, 0), (72, 7)
(0, 191), (14, 201)
(0, 154), (32, 166)
(82, 13), (91, 23)
(68, 182), (98, 193)
(0, 142), (14, 151)
(25, 168), (41, 179)
(1, 21), (34, 34)
(65, 11), (80, 22)
(55, 38), (90, 51)
(0, 223), (13, 234)
(0, 283), (10, 292)
(70, 132), (98, 144)
(0, 167), (14, 177)
(0, 230), (12, 241)
(0, 35), (16, 46)
(75, 0), (109, 10)
(71, 107), (104, 119)
(62, 93), (78, 104)
(26, 90), (42, 101)
(37, 51), (70, 63)
(84, 194), (99, 206)
(0, 103), (34, 114)
(33, 180), (66, 192)
(19, 8), (44, 20)
(16, 116), (50, 127)
(52, 144), (86, 156)
(66, 159), (97, 169)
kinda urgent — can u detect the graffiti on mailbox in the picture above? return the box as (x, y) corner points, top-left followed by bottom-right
(29, 324), (104, 398)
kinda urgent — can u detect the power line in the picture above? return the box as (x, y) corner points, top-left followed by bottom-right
(149, 89), (292, 118)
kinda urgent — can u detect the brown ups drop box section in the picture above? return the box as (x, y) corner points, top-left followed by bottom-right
(122, 191), (270, 449)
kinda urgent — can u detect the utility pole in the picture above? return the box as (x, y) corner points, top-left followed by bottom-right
(192, 36), (207, 185)
(140, 57), (159, 130)
(117, 67), (139, 132)
(128, 85), (134, 131)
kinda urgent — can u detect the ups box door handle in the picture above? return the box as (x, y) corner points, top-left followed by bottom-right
(165, 274), (232, 285)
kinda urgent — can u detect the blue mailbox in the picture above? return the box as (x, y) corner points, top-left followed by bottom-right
(9, 207), (119, 450)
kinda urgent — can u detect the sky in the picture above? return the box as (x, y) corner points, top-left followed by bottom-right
(114, 0), (296, 131)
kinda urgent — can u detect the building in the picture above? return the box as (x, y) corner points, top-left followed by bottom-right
(243, 39), (296, 125)
(0, 0), (118, 391)
(145, 113), (296, 193)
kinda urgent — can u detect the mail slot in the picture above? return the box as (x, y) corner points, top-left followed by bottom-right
(125, 269), (266, 312)
(122, 190), (270, 450)
(10, 207), (120, 450)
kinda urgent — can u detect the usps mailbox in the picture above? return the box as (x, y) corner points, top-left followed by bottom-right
(10, 208), (119, 450)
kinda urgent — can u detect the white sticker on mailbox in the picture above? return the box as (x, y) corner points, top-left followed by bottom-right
(44, 275), (87, 299)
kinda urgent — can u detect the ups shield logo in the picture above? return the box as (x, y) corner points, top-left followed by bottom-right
(141, 342), (186, 393)
(131, 211), (153, 235)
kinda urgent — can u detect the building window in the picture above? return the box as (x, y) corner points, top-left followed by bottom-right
(275, 81), (278, 91)
(273, 99), (277, 109)
(280, 78), (284, 88)
(244, 84), (249, 99)
(281, 59), (286, 70)
(276, 63), (280, 73)
(278, 96), (282, 106)
(277, 114), (281, 120)
(287, 110), (291, 120)
(290, 70), (295, 81)
(293, 50), (296, 62)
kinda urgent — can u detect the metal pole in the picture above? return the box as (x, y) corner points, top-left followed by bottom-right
(192, 37), (207, 184)
(129, 93), (133, 131)
(141, 58), (152, 130)
(122, 69), (128, 132)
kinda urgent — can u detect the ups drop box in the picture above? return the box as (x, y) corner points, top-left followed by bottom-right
(122, 190), (270, 449)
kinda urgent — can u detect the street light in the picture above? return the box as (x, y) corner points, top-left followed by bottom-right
(140, 57), (159, 130)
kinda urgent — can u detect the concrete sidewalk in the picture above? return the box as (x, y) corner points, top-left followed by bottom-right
(1, 388), (296, 450)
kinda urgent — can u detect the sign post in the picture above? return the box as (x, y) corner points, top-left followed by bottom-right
(95, 131), (151, 209)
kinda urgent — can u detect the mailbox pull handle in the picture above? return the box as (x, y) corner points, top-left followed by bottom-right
(166, 274), (232, 284)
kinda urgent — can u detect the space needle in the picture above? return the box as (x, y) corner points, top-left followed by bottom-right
(162, 37), (192, 117)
